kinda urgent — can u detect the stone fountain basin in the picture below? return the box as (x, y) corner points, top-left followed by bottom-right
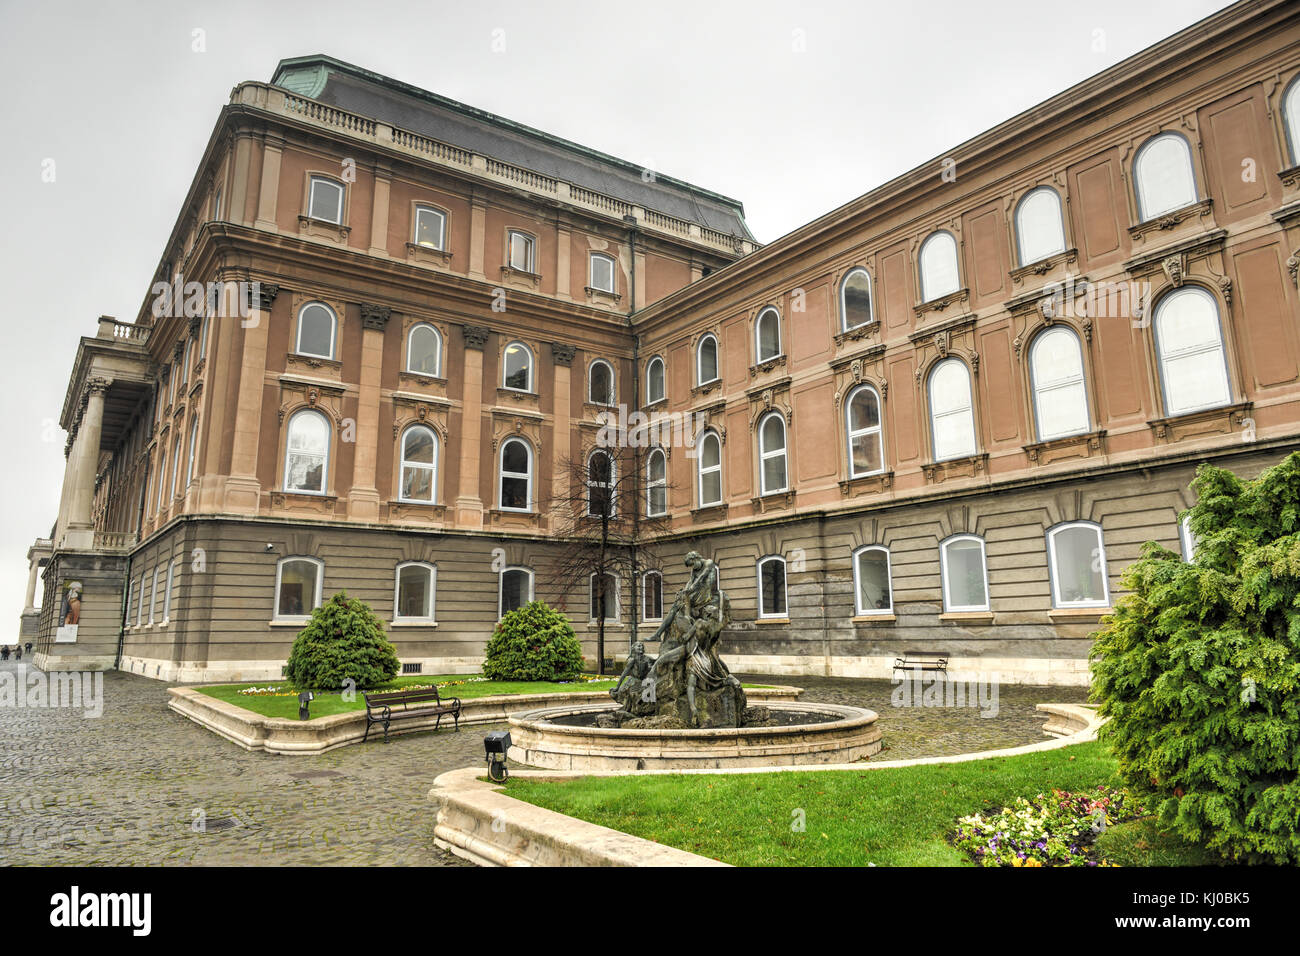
(507, 701), (882, 772)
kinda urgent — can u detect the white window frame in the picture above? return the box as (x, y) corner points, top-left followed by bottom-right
(154, 448), (168, 513)
(414, 205), (447, 250)
(186, 419), (199, 488)
(697, 430), (723, 507)
(589, 571), (620, 622)
(498, 438), (533, 512)
(696, 334), (720, 386)
(645, 356), (666, 405)
(1180, 514), (1198, 562)
(588, 359), (616, 406)
(199, 314), (210, 358)
(149, 566), (162, 624)
(839, 267), (874, 331)
(1046, 521), (1110, 609)
(1285, 76), (1300, 167)
(162, 557), (180, 623)
(274, 556), (324, 623)
(642, 570), (664, 622)
(928, 358), (977, 462)
(393, 561), (437, 623)
(940, 534), (990, 613)
(755, 307), (781, 363)
(589, 252), (616, 293)
(756, 555), (788, 619)
(1133, 132), (1198, 221)
(846, 384), (885, 478)
(1152, 286), (1231, 418)
(405, 323), (443, 377)
(283, 409), (331, 495)
(295, 302), (338, 360)
(308, 176), (345, 225)
(133, 576), (143, 627)
(169, 434), (183, 502)
(586, 449), (616, 517)
(398, 425), (439, 504)
(498, 566), (534, 619)
(507, 230), (535, 273)
(852, 545), (894, 616)
(502, 341), (535, 393)
(919, 231), (960, 303)
(213, 186), (222, 221)
(1014, 187), (1067, 267)
(646, 447), (667, 517)
(1029, 327), (1090, 442)
(757, 411), (788, 495)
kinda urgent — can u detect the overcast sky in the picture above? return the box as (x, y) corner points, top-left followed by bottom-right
(0, 0), (1235, 625)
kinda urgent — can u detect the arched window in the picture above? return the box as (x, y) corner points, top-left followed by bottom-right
(646, 356), (665, 405)
(696, 334), (719, 385)
(853, 546), (893, 615)
(406, 324), (442, 376)
(185, 419), (199, 488)
(308, 176), (344, 224)
(1015, 187), (1066, 266)
(399, 425), (438, 503)
(1029, 327), (1089, 441)
(758, 412), (788, 495)
(1046, 522), (1109, 608)
(295, 302), (337, 359)
(643, 570), (664, 621)
(698, 430), (723, 506)
(928, 359), (976, 462)
(757, 556), (787, 618)
(414, 205), (446, 250)
(589, 253), (616, 293)
(1152, 286), (1231, 416)
(846, 385), (884, 477)
(498, 566), (533, 618)
(940, 535), (989, 612)
(499, 438), (532, 511)
(646, 448), (667, 516)
(755, 307), (781, 362)
(502, 341), (533, 392)
(394, 561), (436, 622)
(587, 449), (614, 517)
(919, 231), (960, 302)
(1285, 77), (1300, 166)
(590, 572), (619, 621)
(275, 556), (323, 620)
(1133, 133), (1197, 221)
(284, 409), (330, 494)
(589, 360), (615, 406)
(840, 267), (873, 330)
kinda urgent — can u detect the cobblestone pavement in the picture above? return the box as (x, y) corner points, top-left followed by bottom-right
(0, 661), (1087, 865)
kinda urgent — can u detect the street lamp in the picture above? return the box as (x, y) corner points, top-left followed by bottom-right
(484, 731), (511, 782)
(298, 691), (314, 720)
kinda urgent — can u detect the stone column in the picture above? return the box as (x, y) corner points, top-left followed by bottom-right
(223, 282), (279, 513)
(368, 163), (391, 257)
(551, 343), (575, 510)
(555, 222), (571, 300)
(468, 195), (487, 281)
(24, 556), (41, 610)
(454, 325), (489, 528)
(63, 377), (110, 550)
(253, 133), (284, 232)
(348, 304), (388, 520)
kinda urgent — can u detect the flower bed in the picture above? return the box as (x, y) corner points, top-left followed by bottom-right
(950, 786), (1145, 867)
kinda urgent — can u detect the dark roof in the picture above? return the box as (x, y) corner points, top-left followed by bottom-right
(271, 55), (753, 241)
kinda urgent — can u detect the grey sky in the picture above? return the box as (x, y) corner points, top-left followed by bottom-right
(0, 0), (1234, 624)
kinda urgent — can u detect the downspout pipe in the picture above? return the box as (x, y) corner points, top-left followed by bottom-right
(625, 214), (640, 654)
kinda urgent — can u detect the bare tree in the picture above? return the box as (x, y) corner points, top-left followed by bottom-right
(545, 439), (676, 675)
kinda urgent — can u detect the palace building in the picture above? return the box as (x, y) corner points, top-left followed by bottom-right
(22, 0), (1300, 685)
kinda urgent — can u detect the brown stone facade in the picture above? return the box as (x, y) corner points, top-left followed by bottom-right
(29, 1), (1300, 685)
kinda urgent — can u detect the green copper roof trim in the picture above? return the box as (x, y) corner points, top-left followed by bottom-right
(269, 54), (747, 215)
(274, 64), (328, 99)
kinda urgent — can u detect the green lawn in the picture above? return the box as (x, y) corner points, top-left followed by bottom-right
(198, 673), (618, 720)
(505, 741), (1218, 867)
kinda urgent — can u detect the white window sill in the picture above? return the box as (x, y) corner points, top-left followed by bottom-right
(756, 617), (790, 625)
(389, 620), (438, 627)
(852, 613), (896, 623)
(269, 618), (310, 628)
(940, 611), (994, 623)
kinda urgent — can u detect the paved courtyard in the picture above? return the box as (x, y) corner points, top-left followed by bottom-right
(0, 660), (1088, 866)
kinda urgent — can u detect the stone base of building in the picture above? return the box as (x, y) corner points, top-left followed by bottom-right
(119, 653), (487, 684)
(727, 654), (1091, 687)
(31, 651), (117, 672)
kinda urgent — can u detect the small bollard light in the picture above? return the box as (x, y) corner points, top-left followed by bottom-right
(484, 730), (512, 783)
(298, 691), (314, 720)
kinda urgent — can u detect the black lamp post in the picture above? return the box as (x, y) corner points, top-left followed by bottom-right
(484, 731), (511, 782)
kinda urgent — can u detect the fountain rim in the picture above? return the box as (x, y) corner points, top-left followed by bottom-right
(507, 700), (879, 739)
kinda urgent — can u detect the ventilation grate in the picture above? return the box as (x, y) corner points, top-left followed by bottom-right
(402, 663), (422, 674)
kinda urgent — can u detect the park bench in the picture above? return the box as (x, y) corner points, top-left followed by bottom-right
(892, 651), (949, 678)
(362, 686), (461, 743)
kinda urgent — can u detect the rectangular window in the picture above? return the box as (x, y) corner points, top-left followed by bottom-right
(162, 558), (179, 622)
(276, 558), (322, 620)
(213, 187), (222, 221)
(590, 254), (615, 293)
(508, 231), (535, 272)
(308, 177), (344, 224)
(149, 567), (162, 624)
(590, 574), (618, 621)
(644, 573), (663, 621)
(414, 206), (446, 250)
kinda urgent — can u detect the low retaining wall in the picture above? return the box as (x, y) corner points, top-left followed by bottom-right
(429, 702), (1105, 866)
(166, 684), (802, 755)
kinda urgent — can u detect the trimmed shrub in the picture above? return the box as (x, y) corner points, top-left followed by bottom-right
(482, 601), (584, 681)
(1090, 452), (1300, 864)
(284, 591), (400, 690)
